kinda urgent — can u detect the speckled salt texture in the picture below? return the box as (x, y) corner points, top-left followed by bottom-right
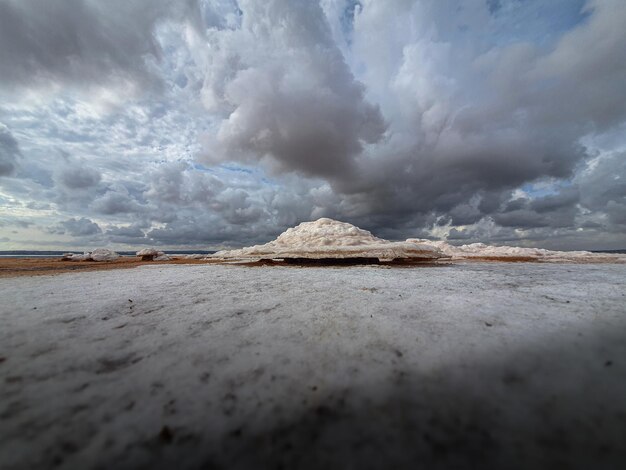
(1, 263), (625, 469)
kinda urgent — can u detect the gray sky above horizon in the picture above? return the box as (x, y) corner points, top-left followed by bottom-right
(1, 0), (625, 251)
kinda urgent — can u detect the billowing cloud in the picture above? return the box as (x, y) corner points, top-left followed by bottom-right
(578, 152), (626, 229)
(0, 123), (20, 176)
(200, 0), (386, 179)
(57, 165), (102, 190)
(105, 225), (147, 244)
(0, 0), (202, 90)
(91, 187), (147, 216)
(56, 217), (102, 236)
(332, 0), (625, 218)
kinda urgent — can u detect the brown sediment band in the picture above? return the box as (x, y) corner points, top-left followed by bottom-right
(457, 256), (540, 263)
(0, 257), (219, 278)
(283, 257), (381, 265)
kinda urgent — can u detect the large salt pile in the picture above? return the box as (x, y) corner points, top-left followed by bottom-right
(212, 218), (625, 265)
(212, 218), (444, 263)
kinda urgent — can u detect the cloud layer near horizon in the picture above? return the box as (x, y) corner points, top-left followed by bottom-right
(0, 0), (625, 250)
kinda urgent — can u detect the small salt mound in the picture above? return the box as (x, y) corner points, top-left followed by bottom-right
(137, 248), (159, 258)
(136, 248), (170, 261)
(213, 218), (444, 262)
(62, 249), (119, 261)
(62, 253), (90, 261)
(406, 239), (625, 263)
(89, 248), (120, 261)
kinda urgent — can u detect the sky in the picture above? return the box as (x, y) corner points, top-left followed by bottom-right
(0, 0), (625, 251)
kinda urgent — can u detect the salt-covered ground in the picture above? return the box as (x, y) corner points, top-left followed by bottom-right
(1, 263), (625, 469)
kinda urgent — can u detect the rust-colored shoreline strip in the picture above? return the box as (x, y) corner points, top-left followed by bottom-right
(2, 254), (621, 278)
(0, 257), (220, 278)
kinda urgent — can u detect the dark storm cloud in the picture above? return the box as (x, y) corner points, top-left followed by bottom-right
(91, 188), (147, 216)
(493, 208), (576, 230)
(459, 187), (581, 230)
(0, 0), (202, 89)
(447, 227), (475, 240)
(56, 217), (102, 236)
(145, 213), (280, 247)
(105, 225), (148, 244)
(200, 0), (386, 180)
(447, 203), (484, 226)
(529, 188), (580, 214)
(146, 217), (231, 245)
(0, 124), (20, 176)
(57, 166), (102, 190)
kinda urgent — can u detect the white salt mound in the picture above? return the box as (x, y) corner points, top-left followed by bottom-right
(88, 248), (120, 261)
(136, 248), (160, 257)
(63, 249), (120, 262)
(136, 248), (171, 261)
(61, 253), (91, 261)
(407, 239), (626, 263)
(212, 218), (443, 261)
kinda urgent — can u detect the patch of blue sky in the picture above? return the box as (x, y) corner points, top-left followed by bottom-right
(521, 179), (574, 198)
(339, 0), (361, 45)
(485, 0), (590, 48)
(207, 163), (280, 188)
(191, 162), (214, 172)
(200, 0), (242, 31)
(219, 164), (255, 174)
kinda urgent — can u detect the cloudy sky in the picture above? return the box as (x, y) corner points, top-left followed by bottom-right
(0, 0), (625, 251)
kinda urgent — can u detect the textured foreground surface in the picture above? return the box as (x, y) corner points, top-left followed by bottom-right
(1, 263), (625, 469)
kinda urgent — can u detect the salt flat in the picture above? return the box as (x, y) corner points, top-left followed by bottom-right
(1, 263), (625, 469)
